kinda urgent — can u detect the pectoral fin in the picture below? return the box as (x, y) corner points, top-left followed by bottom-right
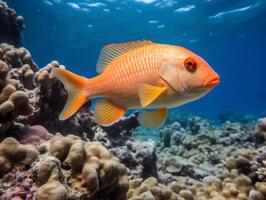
(94, 99), (126, 126)
(138, 108), (168, 128)
(138, 84), (167, 107)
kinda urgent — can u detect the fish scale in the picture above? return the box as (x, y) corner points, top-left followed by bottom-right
(97, 45), (165, 99)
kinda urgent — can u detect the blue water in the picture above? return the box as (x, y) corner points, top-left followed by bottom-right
(6, 0), (266, 119)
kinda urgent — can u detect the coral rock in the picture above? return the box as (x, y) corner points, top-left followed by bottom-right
(127, 177), (180, 200)
(0, 1), (24, 46)
(37, 134), (129, 200)
(19, 125), (53, 146)
(165, 157), (183, 174)
(36, 158), (67, 200)
(255, 118), (266, 144)
(0, 137), (38, 176)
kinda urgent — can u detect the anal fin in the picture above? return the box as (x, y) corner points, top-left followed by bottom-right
(138, 108), (168, 128)
(94, 99), (126, 126)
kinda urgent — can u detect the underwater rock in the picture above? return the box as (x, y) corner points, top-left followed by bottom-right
(104, 113), (139, 146)
(111, 139), (157, 179)
(0, 1), (24, 46)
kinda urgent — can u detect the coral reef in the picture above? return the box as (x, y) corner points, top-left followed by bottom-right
(37, 134), (129, 200)
(0, 42), (265, 200)
(0, 135), (129, 200)
(127, 149), (266, 200)
(127, 177), (181, 200)
(157, 117), (258, 183)
(0, 1), (24, 46)
(0, 3), (266, 200)
(111, 139), (157, 179)
(0, 43), (37, 134)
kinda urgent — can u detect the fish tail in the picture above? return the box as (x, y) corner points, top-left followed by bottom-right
(52, 67), (90, 120)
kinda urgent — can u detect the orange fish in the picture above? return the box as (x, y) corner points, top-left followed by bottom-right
(52, 40), (220, 128)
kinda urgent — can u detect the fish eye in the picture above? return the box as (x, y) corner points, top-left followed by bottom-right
(184, 57), (197, 73)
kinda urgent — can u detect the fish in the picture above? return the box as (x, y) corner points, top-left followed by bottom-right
(52, 40), (220, 128)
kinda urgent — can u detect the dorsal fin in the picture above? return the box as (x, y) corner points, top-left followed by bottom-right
(96, 40), (154, 74)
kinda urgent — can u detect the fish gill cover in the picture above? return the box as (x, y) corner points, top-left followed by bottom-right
(0, 0), (266, 200)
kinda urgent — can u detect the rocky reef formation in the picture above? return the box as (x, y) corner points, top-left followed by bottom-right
(157, 117), (257, 182)
(153, 116), (266, 199)
(0, 1), (24, 46)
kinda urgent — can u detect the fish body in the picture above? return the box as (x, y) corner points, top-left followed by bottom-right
(88, 43), (176, 108)
(52, 40), (220, 128)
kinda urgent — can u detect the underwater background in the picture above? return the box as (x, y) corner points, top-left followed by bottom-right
(6, 0), (266, 119)
(1, 1), (266, 200)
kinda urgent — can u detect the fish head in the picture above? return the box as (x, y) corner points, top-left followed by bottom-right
(160, 46), (220, 98)
(178, 54), (220, 93)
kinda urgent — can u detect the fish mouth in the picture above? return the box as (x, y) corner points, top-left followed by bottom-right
(203, 76), (220, 88)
